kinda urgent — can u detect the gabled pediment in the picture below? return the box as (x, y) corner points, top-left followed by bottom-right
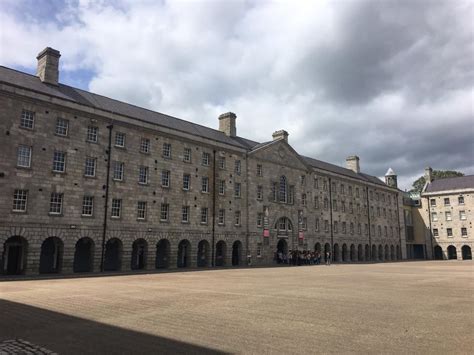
(248, 139), (309, 171)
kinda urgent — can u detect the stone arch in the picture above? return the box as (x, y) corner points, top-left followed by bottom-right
(461, 245), (472, 260)
(73, 237), (94, 273)
(358, 244), (364, 261)
(232, 240), (243, 266)
(333, 243), (340, 262)
(156, 239), (170, 269)
(177, 239), (191, 268)
(131, 238), (148, 270)
(104, 238), (123, 271)
(342, 244), (348, 262)
(433, 245), (443, 260)
(390, 245), (395, 260)
(2, 236), (28, 275)
(314, 242), (321, 253)
(215, 240), (227, 266)
(447, 245), (457, 260)
(378, 245), (384, 261)
(396, 245), (401, 260)
(39, 237), (64, 274)
(350, 244), (357, 262)
(197, 240), (210, 267)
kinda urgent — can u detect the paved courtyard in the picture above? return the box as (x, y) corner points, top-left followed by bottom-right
(1, 261), (473, 354)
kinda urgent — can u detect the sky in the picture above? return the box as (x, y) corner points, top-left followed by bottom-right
(1, 0), (473, 190)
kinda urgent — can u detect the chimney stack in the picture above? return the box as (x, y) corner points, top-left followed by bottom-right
(424, 167), (433, 184)
(37, 47), (61, 86)
(218, 112), (237, 137)
(346, 155), (360, 173)
(272, 130), (289, 143)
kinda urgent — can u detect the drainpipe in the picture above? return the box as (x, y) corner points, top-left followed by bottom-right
(425, 197), (434, 260)
(100, 123), (113, 272)
(211, 150), (216, 267)
(328, 177), (334, 261)
(366, 186), (372, 261)
(395, 191), (403, 259)
(244, 151), (250, 266)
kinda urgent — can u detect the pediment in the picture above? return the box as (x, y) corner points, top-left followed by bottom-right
(249, 139), (309, 171)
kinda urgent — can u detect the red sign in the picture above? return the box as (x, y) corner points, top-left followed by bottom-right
(298, 231), (304, 239)
(263, 229), (270, 237)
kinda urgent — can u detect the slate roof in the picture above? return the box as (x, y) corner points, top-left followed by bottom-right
(0, 65), (388, 188)
(424, 175), (474, 193)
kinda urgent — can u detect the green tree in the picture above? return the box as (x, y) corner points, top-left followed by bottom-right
(410, 170), (464, 193)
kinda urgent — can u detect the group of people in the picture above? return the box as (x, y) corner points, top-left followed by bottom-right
(275, 250), (332, 266)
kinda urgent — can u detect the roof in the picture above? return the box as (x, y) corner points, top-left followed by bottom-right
(385, 167), (396, 176)
(0, 65), (389, 188)
(424, 175), (474, 193)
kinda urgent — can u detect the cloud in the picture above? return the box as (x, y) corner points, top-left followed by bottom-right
(1, 0), (472, 190)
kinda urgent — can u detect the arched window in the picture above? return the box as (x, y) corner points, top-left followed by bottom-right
(279, 176), (287, 203)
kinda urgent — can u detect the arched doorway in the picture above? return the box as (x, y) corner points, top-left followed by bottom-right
(378, 245), (384, 261)
(2, 236), (28, 275)
(197, 240), (210, 267)
(104, 238), (122, 271)
(390, 245), (395, 260)
(131, 239), (148, 270)
(342, 244), (348, 262)
(232, 241), (243, 266)
(365, 244), (370, 261)
(215, 241), (226, 266)
(156, 239), (170, 269)
(314, 243), (321, 253)
(447, 245), (457, 260)
(324, 243), (331, 262)
(396, 245), (401, 260)
(357, 245), (363, 261)
(384, 245), (389, 261)
(73, 237), (94, 273)
(334, 243), (340, 262)
(177, 239), (191, 268)
(350, 244), (356, 262)
(372, 245), (377, 261)
(433, 245), (443, 260)
(461, 245), (472, 260)
(39, 237), (63, 274)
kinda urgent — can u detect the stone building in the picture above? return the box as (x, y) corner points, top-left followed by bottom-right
(0, 48), (405, 276)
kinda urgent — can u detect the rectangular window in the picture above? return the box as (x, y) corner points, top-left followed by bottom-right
(183, 147), (192, 162)
(314, 178), (319, 189)
(314, 196), (319, 209)
(84, 157), (96, 177)
(87, 126), (98, 143)
(257, 213), (263, 227)
(257, 186), (263, 200)
(340, 184), (345, 194)
(201, 207), (208, 224)
(332, 182), (336, 192)
(52, 151), (66, 172)
(20, 109), (35, 129)
(433, 228), (439, 237)
(459, 210), (466, 220)
(365, 224), (368, 235)
(218, 156), (226, 169)
(137, 201), (147, 220)
(444, 198), (450, 206)
(160, 203), (169, 221)
(430, 199), (436, 207)
(302, 194), (307, 206)
(348, 186), (352, 196)
(301, 175), (306, 185)
(302, 217), (307, 230)
(342, 222), (347, 234)
(324, 220), (329, 232)
(82, 196), (94, 216)
(461, 227), (467, 236)
(182, 206), (190, 223)
(234, 182), (241, 197)
(323, 180), (328, 191)
(355, 188), (360, 198)
(447, 228), (453, 237)
(218, 209), (225, 225)
(333, 199), (337, 211)
(49, 193), (63, 215)
(115, 132), (125, 147)
(140, 138), (150, 153)
(357, 223), (361, 234)
(445, 211), (452, 221)
(458, 196), (465, 205)
(219, 180), (225, 195)
(139, 166), (148, 184)
(234, 211), (241, 226)
(377, 207), (380, 217)
(315, 218), (319, 231)
(17, 145), (31, 168)
(257, 164), (263, 176)
(334, 221), (338, 233)
(235, 160), (241, 174)
(201, 177), (209, 193)
(162, 143), (171, 158)
(202, 152), (210, 166)
(161, 170), (170, 187)
(183, 174), (191, 190)
(113, 161), (124, 181)
(12, 189), (28, 212)
(55, 118), (69, 136)
(111, 198), (121, 218)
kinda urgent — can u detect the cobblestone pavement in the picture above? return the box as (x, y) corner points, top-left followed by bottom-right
(0, 261), (473, 354)
(0, 339), (56, 354)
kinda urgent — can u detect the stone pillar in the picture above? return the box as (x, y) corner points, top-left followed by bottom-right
(121, 248), (132, 271)
(146, 248), (156, 271)
(25, 241), (40, 275)
(61, 244), (75, 274)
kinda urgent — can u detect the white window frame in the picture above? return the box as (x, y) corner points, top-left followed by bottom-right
(162, 143), (171, 158)
(137, 201), (147, 220)
(84, 157), (96, 177)
(113, 161), (124, 181)
(111, 198), (122, 218)
(49, 193), (63, 215)
(139, 166), (149, 184)
(161, 170), (170, 187)
(140, 138), (150, 153)
(160, 203), (169, 221)
(183, 174), (191, 190)
(201, 177), (209, 193)
(17, 145), (32, 168)
(183, 147), (192, 162)
(52, 151), (66, 173)
(12, 189), (28, 212)
(82, 196), (94, 216)
(115, 132), (125, 147)
(87, 126), (98, 143)
(55, 118), (69, 136)
(20, 109), (34, 129)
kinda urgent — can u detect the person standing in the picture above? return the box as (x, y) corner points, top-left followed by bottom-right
(326, 251), (331, 265)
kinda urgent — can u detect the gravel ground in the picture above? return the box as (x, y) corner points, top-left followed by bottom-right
(0, 261), (473, 354)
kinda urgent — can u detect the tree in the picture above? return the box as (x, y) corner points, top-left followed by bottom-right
(410, 170), (464, 193)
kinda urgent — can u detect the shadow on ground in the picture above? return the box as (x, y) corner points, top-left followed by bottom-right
(0, 299), (227, 355)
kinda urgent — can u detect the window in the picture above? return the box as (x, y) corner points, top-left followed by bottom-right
(460, 210), (466, 220)
(113, 161), (124, 181)
(202, 152), (210, 166)
(323, 180), (328, 191)
(445, 211), (452, 221)
(357, 223), (361, 235)
(17, 145), (31, 167)
(369, 191), (373, 200)
(334, 221), (338, 233)
(140, 138), (150, 153)
(183, 174), (190, 190)
(342, 222), (347, 234)
(357, 204), (361, 214)
(139, 166), (148, 184)
(447, 228), (453, 237)
(324, 220), (329, 232)
(162, 143), (171, 158)
(301, 175), (306, 185)
(201, 207), (208, 224)
(355, 188), (359, 198)
(365, 224), (368, 235)
(377, 207), (380, 217)
(183, 147), (191, 162)
(314, 196), (319, 209)
(218, 156), (225, 169)
(137, 201), (147, 220)
(341, 201), (345, 212)
(84, 157), (96, 177)
(383, 208), (386, 217)
(433, 228), (439, 237)
(234, 182), (241, 197)
(302, 217), (307, 230)
(257, 186), (263, 200)
(381, 194), (385, 203)
(315, 218), (319, 231)
(430, 199), (436, 207)
(111, 199), (121, 218)
(257, 244), (262, 257)
(279, 176), (287, 203)
(219, 180), (225, 195)
(444, 198), (450, 206)
(52, 151), (66, 172)
(348, 186), (352, 196)
(87, 126), (98, 142)
(115, 132), (125, 147)
(12, 189), (28, 212)
(314, 178), (319, 189)
(461, 227), (467, 236)
(218, 209), (225, 225)
(333, 199), (337, 211)
(234, 211), (241, 226)
(384, 226), (387, 236)
(350, 223), (354, 235)
(388, 195), (391, 204)
(161, 170), (171, 187)
(302, 194), (307, 206)
(182, 206), (190, 223)
(340, 184), (345, 194)
(55, 118), (69, 136)
(375, 192), (379, 201)
(324, 198), (329, 210)
(332, 182), (336, 192)
(160, 203), (169, 221)
(235, 160), (241, 174)
(370, 206), (374, 217)
(49, 193), (63, 215)
(257, 164), (263, 176)
(378, 225), (382, 237)
(201, 177), (209, 193)
(82, 196), (94, 216)
(20, 109), (35, 129)
(257, 213), (263, 227)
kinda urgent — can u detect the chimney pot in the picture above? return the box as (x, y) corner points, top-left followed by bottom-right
(36, 47), (61, 86)
(346, 155), (360, 173)
(272, 130), (289, 142)
(218, 112), (237, 137)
